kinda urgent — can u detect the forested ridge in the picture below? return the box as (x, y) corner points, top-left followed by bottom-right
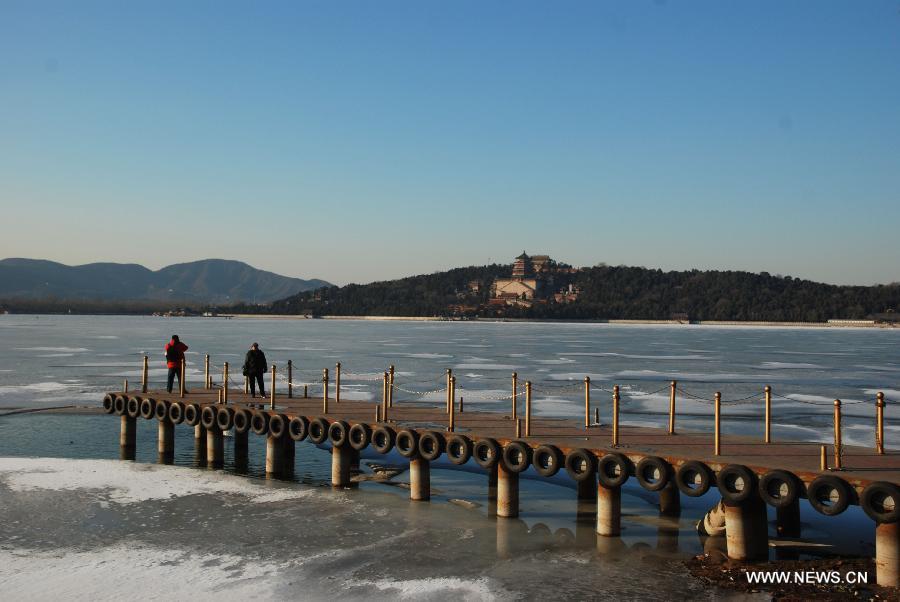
(236, 264), (900, 322)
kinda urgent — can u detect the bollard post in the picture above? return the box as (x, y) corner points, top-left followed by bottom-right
(204, 354), (210, 389)
(515, 418), (522, 438)
(217, 388), (222, 404)
(375, 405), (381, 423)
(270, 365), (276, 409)
(304, 384), (308, 399)
(449, 376), (456, 432)
(335, 362), (341, 404)
(382, 371), (388, 422)
(584, 376), (591, 429)
(511, 372), (518, 420)
(833, 399), (842, 470)
(714, 392), (721, 456)
(459, 396), (464, 413)
(287, 360), (293, 399)
(323, 368), (329, 414)
(668, 380), (677, 435)
(820, 445), (827, 471)
(446, 369), (452, 413)
(141, 356), (149, 393)
(877, 392), (885, 455)
(764, 385), (772, 443)
(223, 362), (229, 404)
(525, 381), (532, 436)
(179, 357), (186, 398)
(612, 385), (620, 447)
(594, 407), (599, 425)
(244, 376), (249, 394)
(389, 365), (394, 408)
(123, 379), (128, 393)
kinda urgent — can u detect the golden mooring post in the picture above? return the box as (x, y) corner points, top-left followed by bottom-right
(446, 369), (452, 414)
(382, 371), (388, 422)
(833, 399), (842, 470)
(612, 385), (620, 447)
(223, 362), (229, 404)
(877, 392), (885, 455)
(515, 418), (522, 438)
(335, 362), (341, 404)
(511, 372), (518, 420)
(714, 392), (721, 456)
(204, 354), (210, 389)
(388, 365), (394, 408)
(244, 376), (249, 394)
(449, 376), (456, 432)
(323, 368), (329, 414)
(820, 445), (827, 471)
(525, 381), (532, 437)
(123, 379), (128, 393)
(764, 385), (772, 443)
(270, 365), (276, 410)
(179, 357), (186, 398)
(584, 376), (591, 429)
(459, 396), (464, 413)
(287, 360), (293, 399)
(141, 356), (149, 393)
(668, 380), (677, 434)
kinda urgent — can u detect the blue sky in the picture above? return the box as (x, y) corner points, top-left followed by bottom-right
(1, 1), (898, 285)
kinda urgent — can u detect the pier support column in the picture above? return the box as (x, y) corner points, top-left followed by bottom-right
(331, 445), (352, 488)
(350, 448), (361, 474)
(496, 462), (519, 518)
(724, 494), (769, 561)
(266, 435), (284, 477)
(775, 499), (801, 538)
(410, 457), (430, 501)
(206, 425), (224, 469)
(487, 463), (498, 516)
(877, 522), (900, 587)
(596, 484), (621, 537)
(119, 415), (136, 460)
(193, 425), (206, 466)
(282, 437), (295, 478)
(157, 419), (174, 464)
(577, 474), (598, 502)
(659, 482), (681, 516)
(234, 430), (249, 473)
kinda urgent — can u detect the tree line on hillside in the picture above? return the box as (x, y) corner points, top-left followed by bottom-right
(231, 264), (900, 322)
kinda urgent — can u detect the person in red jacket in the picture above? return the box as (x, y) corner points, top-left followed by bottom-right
(165, 335), (189, 393)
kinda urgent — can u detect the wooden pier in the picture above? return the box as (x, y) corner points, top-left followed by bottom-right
(102, 361), (900, 588)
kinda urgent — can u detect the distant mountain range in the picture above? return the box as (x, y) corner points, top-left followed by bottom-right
(0, 258), (329, 304)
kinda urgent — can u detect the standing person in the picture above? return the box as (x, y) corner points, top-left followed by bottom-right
(242, 342), (268, 398)
(165, 335), (189, 393)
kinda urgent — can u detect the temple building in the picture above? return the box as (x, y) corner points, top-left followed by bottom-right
(491, 251), (579, 308)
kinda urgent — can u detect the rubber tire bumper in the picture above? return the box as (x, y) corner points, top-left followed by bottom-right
(473, 439), (500, 469)
(372, 426), (396, 454)
(446, 435), (472, 465)
(251, 411), (270, 436)
(636, 456), (672, 492)
(184, 403), (201, 426)
(565, 449), (597, 482)
(168, 401), (185, 425)
(532, 445), (563, 478)
(308, 418), (329, 444)
(289, 416), (309, 441)
(216, 407), (234, 431)
(807, 475), (854, 516)
(328, 420), (350, 447)
(126, 396), (141, 419)
(348, 423), (371, 450)
(102, 393), (116, 414)
(201, 406), (218, 430)
(597, 453), (631, 489)
(268, 414), (288, 439)
(233, 409), (252, 434)
(502, 441), (532, 473)
(395, 429), (419, 458)
(717, 464), (757, 504)
(675, 460), (712, 497)
(154, 400), (170, 421)
(758, 469), (801, 508)
(861, 481), (900, 524)
(418, 431), (445, 461)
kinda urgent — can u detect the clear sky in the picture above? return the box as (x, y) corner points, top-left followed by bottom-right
(1, 1), (898, 286)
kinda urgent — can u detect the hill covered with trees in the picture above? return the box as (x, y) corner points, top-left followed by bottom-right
(238, 263), (900, 322)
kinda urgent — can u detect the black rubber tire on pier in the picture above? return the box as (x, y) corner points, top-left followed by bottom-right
(861, 481), (900, 524)
(216, 407), (234, 431)
(446, 435), (472, 465)
(168, 401), (185, 425)
(675, 460), (712, 498)
(251, 411), (270, 436)
(716, 464), (757, 504)
(502, 441), (532, 474)
(126, 396), (141, 419)
(597, 453), (632, 489)
(372, 426), (396, 454)
(395, 429), (419, 458)
(807, 475), (854, 517)
(308, 417), (329, 444)
(418, 431), (445, 461)
(289, 416), (310, 441)
(328, 420), (350, 447)
(201, 406), (218, 430)
(533, 445), (563, 478)
(184, 403), (201, 426)
(473, 438), (500, 469)
(154, 400), (169, 421)
(565, 448), (597, 482)
(233, 409), (252, 434)
(102, 394), (116, 414)
(139, 398), (156, 420)
(114, 395), (127, 415)
(348, 423), (371, 450)
(636, 456), (672, 492)
(268, 414), (288, 439)
(758, 470), (801, 508)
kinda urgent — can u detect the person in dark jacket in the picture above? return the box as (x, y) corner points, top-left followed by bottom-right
(242, 342), (267, 397)
(164, 335), (189, 393)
